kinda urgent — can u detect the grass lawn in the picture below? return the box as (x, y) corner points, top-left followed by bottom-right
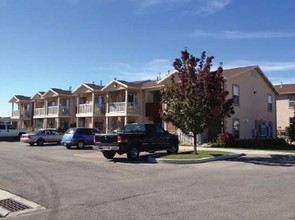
(161, 150), (232, 159)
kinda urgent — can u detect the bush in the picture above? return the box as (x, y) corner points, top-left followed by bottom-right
(213, 137), (292, 150)
(214, 132), (235, 146)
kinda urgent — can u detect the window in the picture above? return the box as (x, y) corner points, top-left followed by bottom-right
(233, 119), (240, 139)
(233, 85), (240, 105)
(289, 95), (295, 107)
(95, 96), (104, 105)
(0, 125), (5, 130)
(290, 117), (295, 126)
(267, 94), (273, 112)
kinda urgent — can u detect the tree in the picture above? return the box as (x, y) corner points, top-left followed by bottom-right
(161, 50), (235, 153)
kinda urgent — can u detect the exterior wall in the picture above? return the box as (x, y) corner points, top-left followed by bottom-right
(276, 94), (295, 132)
(224, 69), (276, 139)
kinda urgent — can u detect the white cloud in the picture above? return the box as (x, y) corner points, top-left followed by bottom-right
(192, 30), (295, 39)
(89, 59), (173, 81)
(134, 0), (231, 15)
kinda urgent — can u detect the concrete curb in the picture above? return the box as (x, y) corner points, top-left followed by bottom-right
(0, 189), (45, 218)
(157, 153), (246, 164)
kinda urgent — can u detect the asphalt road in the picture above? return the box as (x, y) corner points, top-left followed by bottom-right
(0, 141), (295, 220)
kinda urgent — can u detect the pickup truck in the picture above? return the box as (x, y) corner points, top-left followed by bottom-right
(94, 123), (179, 160)
(0, 124), (27, 140)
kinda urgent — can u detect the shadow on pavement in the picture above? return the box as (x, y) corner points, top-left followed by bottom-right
(227, 155), (295, 167)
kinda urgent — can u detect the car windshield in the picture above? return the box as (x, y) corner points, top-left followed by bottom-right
(65, 128), (75, 134)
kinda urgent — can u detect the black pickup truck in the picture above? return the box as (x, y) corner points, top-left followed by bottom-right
(94, 123), (179, 160)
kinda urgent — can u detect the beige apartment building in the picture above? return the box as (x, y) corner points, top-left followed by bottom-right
(9, 65), (278, 140)
(274, 83), (295, 135)
(158, 66), (277, 139)
(9, 95), (33, 128)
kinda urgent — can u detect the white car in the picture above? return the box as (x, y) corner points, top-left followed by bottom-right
(20, 129), (63, 146)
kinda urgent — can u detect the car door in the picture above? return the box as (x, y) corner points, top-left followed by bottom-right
(152, 125), (171, 150)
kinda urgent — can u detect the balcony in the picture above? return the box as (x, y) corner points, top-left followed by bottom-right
(11, 109), (31, 118)
(78, 103), (92, 114)
(47, 106), (70, 117)
(107, 102), (140, 114)
(34, 108), (46, 118)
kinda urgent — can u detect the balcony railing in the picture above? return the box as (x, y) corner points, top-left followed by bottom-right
(12, 109), (31, 118)
(47, 106), (58, 116)
(78, 103), (92, 114)
(107, 102), (139, 114)
(47, 106), (70, 116)
(34, 108), (46, 117)
(12, 109), (20, 117)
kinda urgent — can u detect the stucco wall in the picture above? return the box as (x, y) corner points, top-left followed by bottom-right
(224, 69), (276, 139)
(276, 95), (294, 131)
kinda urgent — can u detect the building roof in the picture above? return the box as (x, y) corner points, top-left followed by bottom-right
(274, 83), (295, 95)
(222, 66), (258, 78)
(9, 95), (31, 103)
(43, 88), (72, 98)
(72, 83), (103, 94)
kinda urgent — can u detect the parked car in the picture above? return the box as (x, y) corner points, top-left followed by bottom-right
(20, 129), (63, 146)
(61, 128), (99, 149)
(0, 124), (27, 140)
(94, 123), (179, 160)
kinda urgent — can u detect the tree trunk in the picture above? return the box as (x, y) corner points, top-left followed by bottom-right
(193, 132), (197, 153)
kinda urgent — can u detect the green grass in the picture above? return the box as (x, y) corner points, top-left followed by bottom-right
(161, 150), (232, 159)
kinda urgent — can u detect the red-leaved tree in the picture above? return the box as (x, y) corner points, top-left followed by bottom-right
(161, 50), (234, 153)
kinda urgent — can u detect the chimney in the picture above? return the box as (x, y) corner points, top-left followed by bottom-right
(280, 82), (283, 88)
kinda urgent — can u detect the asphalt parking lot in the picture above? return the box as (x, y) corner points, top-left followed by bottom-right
(1, 141), (295, 220)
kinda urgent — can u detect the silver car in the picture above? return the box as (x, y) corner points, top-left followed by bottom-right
(20, 129), (63, 146)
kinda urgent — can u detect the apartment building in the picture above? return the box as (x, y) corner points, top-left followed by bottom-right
(274, 83), (295, 135)
(9, 95), (33, 128)
(9, 65), (278, 140)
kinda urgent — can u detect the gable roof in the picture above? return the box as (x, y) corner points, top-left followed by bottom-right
(158, 66), (278, 95)
(102, 79), (154, 91)
(9, 95), (31, 103)
(274, 83), (295, 95)
(31, 91), (45, 100)
(72, 83), (103, 94)
(43, 88), (72, 98)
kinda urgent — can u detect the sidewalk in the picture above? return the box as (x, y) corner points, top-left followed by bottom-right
(157, 145), (295, 164)
(179, 145), (295, 155)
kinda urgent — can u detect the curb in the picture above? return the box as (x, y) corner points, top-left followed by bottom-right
(0, 189), (45, 218)
(157, 153), (246, 164)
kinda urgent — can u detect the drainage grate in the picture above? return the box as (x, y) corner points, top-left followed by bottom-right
(0, 199), (30, 212)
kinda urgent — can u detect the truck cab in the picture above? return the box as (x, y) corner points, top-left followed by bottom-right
(0, 124), (27, 140)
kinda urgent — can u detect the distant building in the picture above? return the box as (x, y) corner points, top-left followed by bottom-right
(274, 83), (295, 136)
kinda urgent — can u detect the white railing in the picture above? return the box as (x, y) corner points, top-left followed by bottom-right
(12, 110), (20, 117)
(78, 104), (92, 114)
(47, 106), (58, 116)
(108, 102), (139, 114)
(175, 129), (208, 146)
(34, 108), (45, 117)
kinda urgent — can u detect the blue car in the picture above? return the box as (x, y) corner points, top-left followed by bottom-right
(61, 128), (99, 149)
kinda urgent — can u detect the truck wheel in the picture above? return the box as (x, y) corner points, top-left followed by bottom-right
(103, 151), (116, 159)
(76, 141), (84, 149)
(167, 143), (179, 154)
(127, 145), (139, 161)
(36, 139), (44, 146)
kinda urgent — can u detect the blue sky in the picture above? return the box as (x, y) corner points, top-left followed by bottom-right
(1, 0), (295, 117)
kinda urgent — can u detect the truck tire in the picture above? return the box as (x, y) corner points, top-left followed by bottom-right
(29, 143), (34, 146)
(37, 139), (44, 146)
(76, 141), (84, 149)
(103, 151), (116, 159)
(167, 143), (179, 154)
(127, 145), (140, 161)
